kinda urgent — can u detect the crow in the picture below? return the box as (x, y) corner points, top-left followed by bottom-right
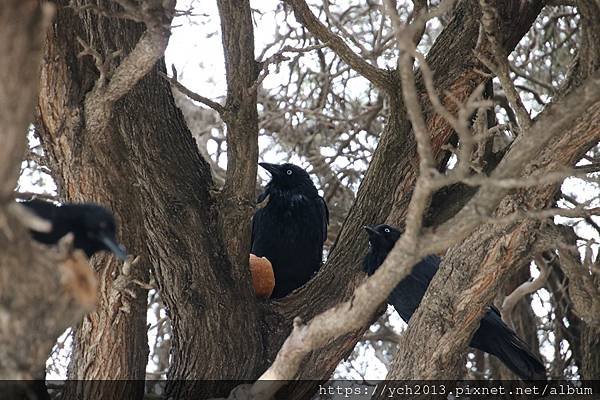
(20, 198), (127, 260)
(363, 223), (546, 381)
(251, 162), (328, 299)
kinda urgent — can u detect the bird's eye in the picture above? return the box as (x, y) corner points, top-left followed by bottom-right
(286, 169), (293, 175)
(384, 228), (390, 233)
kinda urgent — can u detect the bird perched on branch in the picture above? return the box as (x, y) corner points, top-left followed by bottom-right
(251, 162), (328, 299)
(363, 224), (546, 381)
(20, 198), (127, 260)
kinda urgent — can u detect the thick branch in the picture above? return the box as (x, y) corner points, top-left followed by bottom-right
(259, 3), (544, 396)
(0, 2), (54, 199)
(428, 70), (600, 251)
(502, 255), (551, 328)
(216, 0), (261, 273)
(554, 225), (600, 327)
(82, 1), (175, 134)
(383, 70), (600, 384)
(0, 230), (97, 379)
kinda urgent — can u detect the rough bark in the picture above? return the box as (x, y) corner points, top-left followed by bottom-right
(159, 2), (265, 397)
(262, 3), (543, 397)
(30, 1), (557, 399)
(490, 266), (542, 380)
(0, 1), (51, 199)
(37, 2), (168, 399)
(382, 7), (600, 382)
(0, 244), (96, 378)
(580, 325), (600, 379)
(0, 0), (95, 391)
(37, 1), (264, 399)
(217, 0), (260, 268)
(555, 225), (600, 379)
(563, 0), (600, 380)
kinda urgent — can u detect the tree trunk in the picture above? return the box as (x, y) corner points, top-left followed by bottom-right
(37, 1), (266, 399)
(0, 0), (96, 397)
(382, 2), (600, 382)
(547, 0), (600, 381)
(34, 1), (549, 398)
(38, 2), (170, 399)
(580, 324), (600, 379)
(269, 3), (544, 397)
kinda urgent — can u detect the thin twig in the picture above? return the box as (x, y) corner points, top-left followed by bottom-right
(249, 43), (329, 93)
(161, 65), (227, 116)
(284, 0), (394, 91)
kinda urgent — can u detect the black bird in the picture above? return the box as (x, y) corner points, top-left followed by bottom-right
(363, 224), (546, 381)
(20, 198), (127, 260)
(251, 162), (328, 299)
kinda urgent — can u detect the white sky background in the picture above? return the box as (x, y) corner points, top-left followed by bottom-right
(20, 0), (597, 382)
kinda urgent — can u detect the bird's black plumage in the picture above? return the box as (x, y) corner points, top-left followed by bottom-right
(363, 224), (546, 381)
(20, 198), (127, 260)
(251, 162), (328, 298)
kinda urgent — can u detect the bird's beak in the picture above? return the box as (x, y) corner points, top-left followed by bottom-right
(259, 162), (281, 177)
(100, 235), (128, 261)
(363, 225), (379, 238)
(363, 225), (382, 245)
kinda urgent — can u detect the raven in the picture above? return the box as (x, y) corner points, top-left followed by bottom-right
(20, 198), (127, 260)
(251, 162), (328, 298)
(363, 223), (546, 381)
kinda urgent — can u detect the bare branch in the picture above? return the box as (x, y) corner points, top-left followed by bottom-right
(161, 65), (227, 116)
(363, 323), (403, 344)
(477, 0), (533, 131)
(552, 225), (600, 327)
(409, 0), (429, 46)
(386, 0), (457, 49)
(447, 167), (600, 191)
(7, 203), (52, 233)
(510, 64), (555, 94)
(0, 2), (55, 200)
(284, 0), (395, 91)
(502, 255), (551, 328)
(77, 37), (122, 89)
(82, 1), (176, 133)
(249, 43), (329, 93)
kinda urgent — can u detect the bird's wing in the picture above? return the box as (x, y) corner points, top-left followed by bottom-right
(20, 198), (56, 220)
(257, 189), (269, 204)
(250, 208), (262, 248)
(318, 195), (329, 242)
(251, 188), (271, 248)
(487, 304), (502, 317)
(410, 255), (440, 286)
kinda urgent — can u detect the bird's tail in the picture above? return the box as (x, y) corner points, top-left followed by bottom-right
(492, 331), (546, 381)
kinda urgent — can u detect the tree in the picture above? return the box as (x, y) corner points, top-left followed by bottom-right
(2, 0), (600, 399)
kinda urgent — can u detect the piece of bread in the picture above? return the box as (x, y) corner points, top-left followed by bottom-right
(249, 254), (275, 298)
